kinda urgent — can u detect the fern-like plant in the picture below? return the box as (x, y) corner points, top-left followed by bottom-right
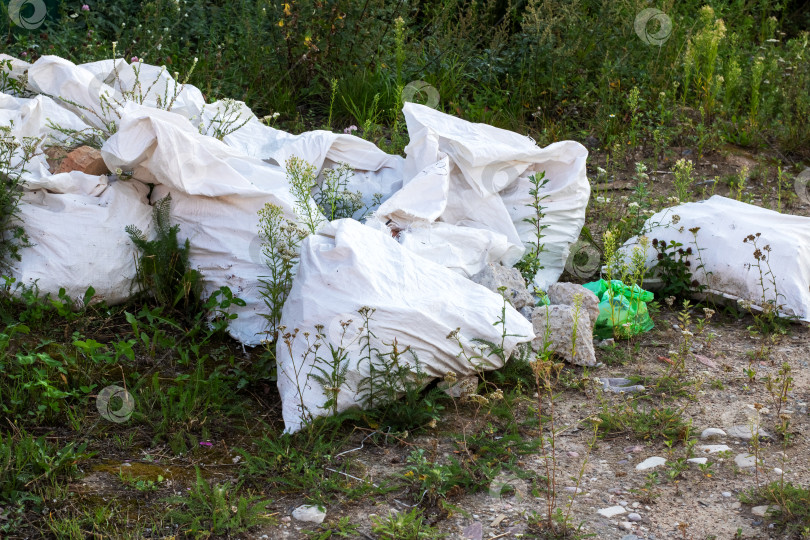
(126, 194), (202, 314)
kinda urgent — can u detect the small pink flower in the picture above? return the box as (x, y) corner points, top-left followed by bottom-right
(81, 4), (90, 11)
(21, 51), (27, 57)
(199, 441), (213, 447)
(131, 56), (139, 63)
(343, 125), (358, 134)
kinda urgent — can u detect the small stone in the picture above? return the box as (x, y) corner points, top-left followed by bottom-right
(726, 425), (771, 440)
(734, 453), (758, 468)
(628, 512), (642, 522)
(624, 445), (644, 454)
(774, 468), (783, 475)
(490, 514), (506, 527)
(597, 506), (626, 518)
(731, 501), (741, 509)
(722, 491), (732, 497)
(597, 377), (645, 394)
(697, 444), (732, 454)
(687, 457), (708, 465)
(567, 451), (580, 458)
(619, 521), (634, 531)
(700, 428), (727, 440)
(751, 505), (778, 517)
(292, 504), (326, 524)
(564, 486), (583, 494)
(636, 456), (667, 470)
(621, 536), (640, 540)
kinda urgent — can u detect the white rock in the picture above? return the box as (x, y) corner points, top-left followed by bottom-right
(635, 456), (667, 470)
(700, 428), (726, 440)
(734, 453), (758, 468)
(292, 504), (326, 524)
(721, 491), (732, 497)
(697, 444), (732, 454)
(597, 506), (627, 518)
(774, 468), (783, 475)
(687, 457), (708, 465)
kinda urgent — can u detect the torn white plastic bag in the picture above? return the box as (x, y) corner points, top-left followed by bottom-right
(276, 218), (535, 432)
(621, 196), (810, 323)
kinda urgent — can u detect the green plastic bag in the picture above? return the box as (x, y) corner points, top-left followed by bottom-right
(583, 279), (654, 339)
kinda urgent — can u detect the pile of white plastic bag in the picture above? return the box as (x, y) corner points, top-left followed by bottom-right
(1, 54), (591, 431)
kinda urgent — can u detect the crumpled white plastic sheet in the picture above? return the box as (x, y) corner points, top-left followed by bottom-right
(620, 196), (810, 323)
(277, 218), (535, 432)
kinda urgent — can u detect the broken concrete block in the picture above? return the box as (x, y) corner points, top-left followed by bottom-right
(547, 282), (600, 331)
(471, 263), (534, 310)
(56, 145), (109, 176)
(529, 304), (596, 366)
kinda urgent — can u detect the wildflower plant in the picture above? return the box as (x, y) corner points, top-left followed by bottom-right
(515, 171), (550, 288)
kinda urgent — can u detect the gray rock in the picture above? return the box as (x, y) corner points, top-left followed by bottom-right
(471, 263), (534, 310)
(292, 504), (326, 524)
(529, 305), (596, 366)
(547, 282), (600, 331)
(687, 457), (708, 465)
(734, 453), (758, 468)
(627, 512), (642, 522)
(726, 424), (771, 440)
(621, 536), (641, 540)
(635, 456), (667, 470)
(462, 521), (483, 540)
(439, 375), (478, 398)
(700, 428), (727, 440)
(722, 491), (732, 497)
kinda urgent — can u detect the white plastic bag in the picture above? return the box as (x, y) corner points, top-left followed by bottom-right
(370, 103), (590, 285)
(276, 218), (535, 432)
(621, 196), (810, 322)
(12, 178), (153, 305)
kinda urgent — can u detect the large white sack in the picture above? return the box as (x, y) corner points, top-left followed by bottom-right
(101, 103), (301, 344)
(27, 56), (206, 131)
(277, 218), (535, 432)
(11, 178), (152, 305)
(377, 103), (590, 286)
(621, 196), (810, 322)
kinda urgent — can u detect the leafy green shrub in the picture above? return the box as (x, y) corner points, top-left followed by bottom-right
(126, 194), (202, 314)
